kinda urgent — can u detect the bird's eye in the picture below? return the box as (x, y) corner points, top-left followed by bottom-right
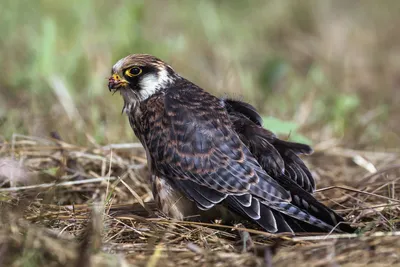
(125, 67), (142, 77)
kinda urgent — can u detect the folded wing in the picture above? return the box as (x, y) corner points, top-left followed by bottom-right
(223, 98), (354, 233)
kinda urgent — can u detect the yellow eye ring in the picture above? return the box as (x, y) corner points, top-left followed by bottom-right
(125, 67), (142, 77)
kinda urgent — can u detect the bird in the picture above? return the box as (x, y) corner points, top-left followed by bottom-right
(108, 54), (354, 234)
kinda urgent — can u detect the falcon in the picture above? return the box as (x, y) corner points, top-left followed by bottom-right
(108, 54), (354, 233)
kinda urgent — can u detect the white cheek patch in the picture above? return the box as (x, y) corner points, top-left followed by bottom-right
(139, 68), (173, 100)
(139, 73), (159, 100)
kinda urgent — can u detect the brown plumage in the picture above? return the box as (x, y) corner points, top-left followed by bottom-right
(108, 54), (354, 234)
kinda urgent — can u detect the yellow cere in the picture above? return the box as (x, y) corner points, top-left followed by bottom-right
(112, 73), (121, 81)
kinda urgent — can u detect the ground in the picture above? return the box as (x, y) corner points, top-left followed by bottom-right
(1, 134), (399, 266)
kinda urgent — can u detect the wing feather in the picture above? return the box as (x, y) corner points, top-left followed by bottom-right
(146, 86), (291, 203)
(222, 98), (354, 233)
(270, 210), (294, 233)
(141, 87), (353, 233)
(225, 102), (315, 194)
(226, 196), (261, 220)
(234, 194), (252, 207)
(176, 180), (226, 210)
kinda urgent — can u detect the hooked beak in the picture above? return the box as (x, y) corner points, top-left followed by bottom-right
(108, 74), (128, 91)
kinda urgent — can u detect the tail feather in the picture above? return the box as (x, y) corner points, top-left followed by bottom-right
(269, 201), (342, 232)
(277, 175), (354, 233)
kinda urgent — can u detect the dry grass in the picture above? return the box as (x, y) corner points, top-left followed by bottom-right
(1, 134), (399, 267)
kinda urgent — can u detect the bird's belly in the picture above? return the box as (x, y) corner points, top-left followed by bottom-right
(151, 175), (201, 221)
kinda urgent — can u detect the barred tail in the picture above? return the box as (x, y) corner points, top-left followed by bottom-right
(269, 201), (344, 233)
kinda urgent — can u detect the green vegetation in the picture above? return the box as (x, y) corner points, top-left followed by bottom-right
(1, 0), (398, 149)
(262, 116), (312, 144)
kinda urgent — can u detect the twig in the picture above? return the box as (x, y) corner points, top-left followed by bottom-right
(293, 231), (400, 241)
(315, 185), (400, 203)
(101, 143), (143, 150)
(0, 177), (116, 192)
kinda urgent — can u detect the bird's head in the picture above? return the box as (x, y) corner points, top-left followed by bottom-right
(108, 54), (176, 111)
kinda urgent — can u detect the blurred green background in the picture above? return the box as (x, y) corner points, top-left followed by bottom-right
(1, 0), (399, 149)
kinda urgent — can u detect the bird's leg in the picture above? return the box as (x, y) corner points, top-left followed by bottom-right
(234, 223), (254, 253)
